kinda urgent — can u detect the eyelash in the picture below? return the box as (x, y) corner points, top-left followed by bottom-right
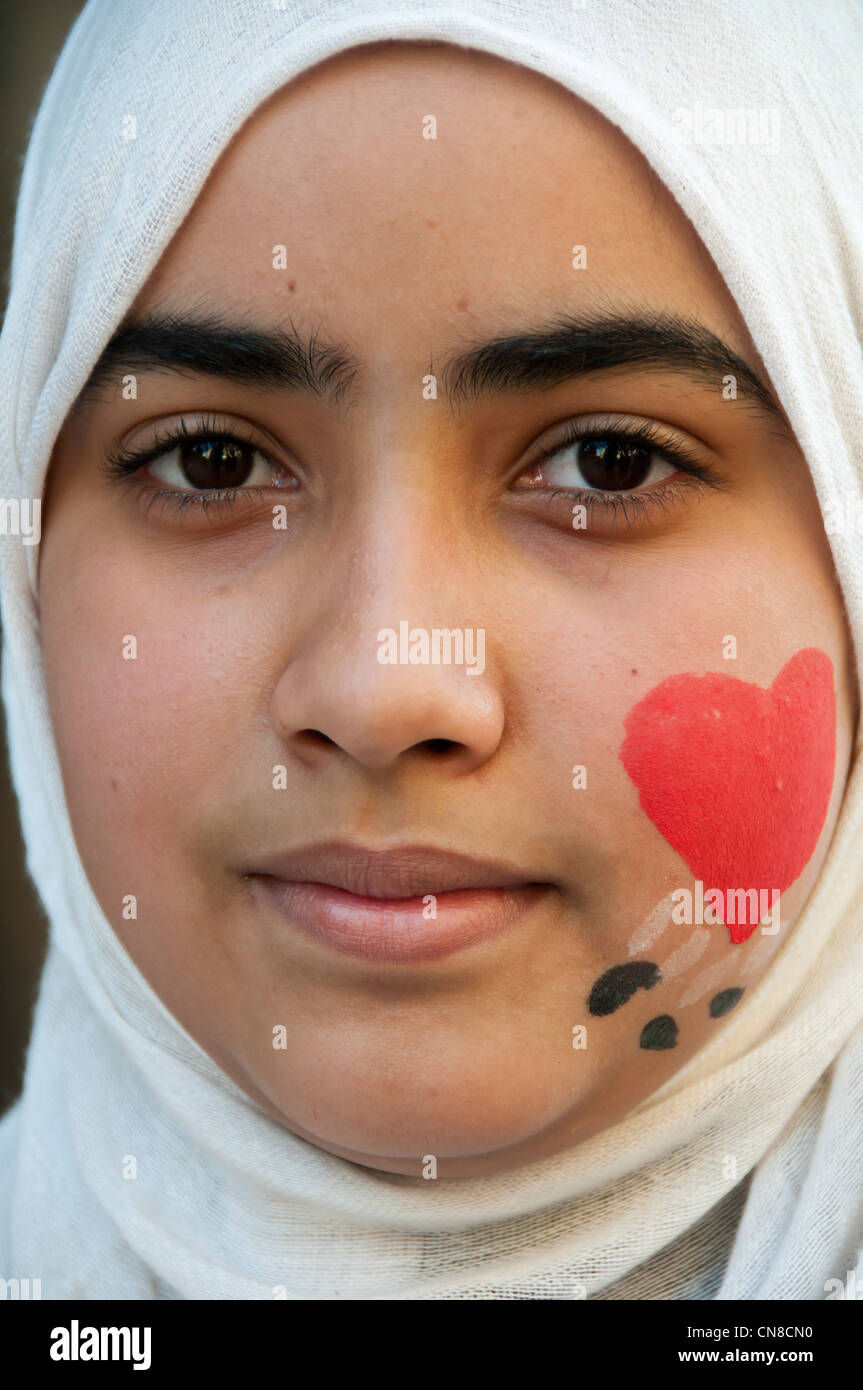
(101, 412), (722, 525)
(101, 414), (280, 520)
(532, 415), (723, 523)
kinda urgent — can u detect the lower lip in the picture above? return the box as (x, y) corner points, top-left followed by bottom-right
(253, 877), (545, 963)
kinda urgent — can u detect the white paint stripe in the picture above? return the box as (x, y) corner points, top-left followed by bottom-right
(627, 891), (677, 956)
(679, 958), (731, 1008)
(740, 931), (781, 978)
(660, 927), (710, 981)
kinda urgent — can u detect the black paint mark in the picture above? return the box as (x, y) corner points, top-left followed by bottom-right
(588, 961), (660, 1016)
(640, 1014), (678, 1050)
(710, 987), (745, 1018)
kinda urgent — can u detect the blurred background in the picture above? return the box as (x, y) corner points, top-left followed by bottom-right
(0, 1), (86, 1118)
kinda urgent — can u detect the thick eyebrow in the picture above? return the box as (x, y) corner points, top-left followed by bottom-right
(78, 308), (789, 430)
(440, 312), (788, 429)
(79, 311), (363, 405)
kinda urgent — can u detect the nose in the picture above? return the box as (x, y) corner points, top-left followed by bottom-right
(270, 506), (505, 777)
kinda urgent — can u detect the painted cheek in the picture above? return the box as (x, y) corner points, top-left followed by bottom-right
(618, 648), (836, 944)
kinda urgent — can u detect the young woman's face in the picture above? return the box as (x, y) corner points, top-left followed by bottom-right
(39, 42), (857, 1175)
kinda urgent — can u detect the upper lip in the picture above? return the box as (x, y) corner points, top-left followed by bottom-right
(246, 841), (544, 899)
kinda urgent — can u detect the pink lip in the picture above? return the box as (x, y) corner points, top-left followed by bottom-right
(254, 878), (546, 963)
(244, 841), (551, 963)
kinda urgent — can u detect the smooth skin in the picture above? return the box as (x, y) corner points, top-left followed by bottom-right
(38, 41), (857, 1175)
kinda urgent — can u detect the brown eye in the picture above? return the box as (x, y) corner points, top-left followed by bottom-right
(146, 437), (285, 491)
(517, 433), (678, 495)
(173, 438), (256, 489)
(577, 438), (658, 491)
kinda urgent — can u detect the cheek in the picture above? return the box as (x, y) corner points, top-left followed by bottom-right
(575, 645), (842, 1057)
(39, 543), (259, 888)
(620, 647), (837, 943)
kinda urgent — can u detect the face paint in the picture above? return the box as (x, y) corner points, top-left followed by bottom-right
(620, 649), (836, 944)
(640, 1015), (678, 1050)
(659, 927), (710, 980)
(626, 891), (677, 956)
(740, 932), (782, 978)
(588, 961), (660, 1016)
(678, 958), (733, 1008)
(709, 987), (745, 1017)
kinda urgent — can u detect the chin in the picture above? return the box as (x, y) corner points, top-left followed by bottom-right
(253, 1057), (591, 1173)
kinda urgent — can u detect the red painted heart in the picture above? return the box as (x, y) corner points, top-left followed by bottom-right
(619, 648), (835, 943)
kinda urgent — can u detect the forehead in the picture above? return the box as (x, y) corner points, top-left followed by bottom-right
(130, 40), (757, 373)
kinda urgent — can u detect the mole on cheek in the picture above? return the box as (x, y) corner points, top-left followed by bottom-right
(619, 648), (836, 945)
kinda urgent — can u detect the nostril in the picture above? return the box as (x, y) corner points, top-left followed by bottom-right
(298, 729), (337, 748)
(423, 738), (459, 755)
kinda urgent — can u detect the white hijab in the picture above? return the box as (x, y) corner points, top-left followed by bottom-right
(1, 0), (862, 1300)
